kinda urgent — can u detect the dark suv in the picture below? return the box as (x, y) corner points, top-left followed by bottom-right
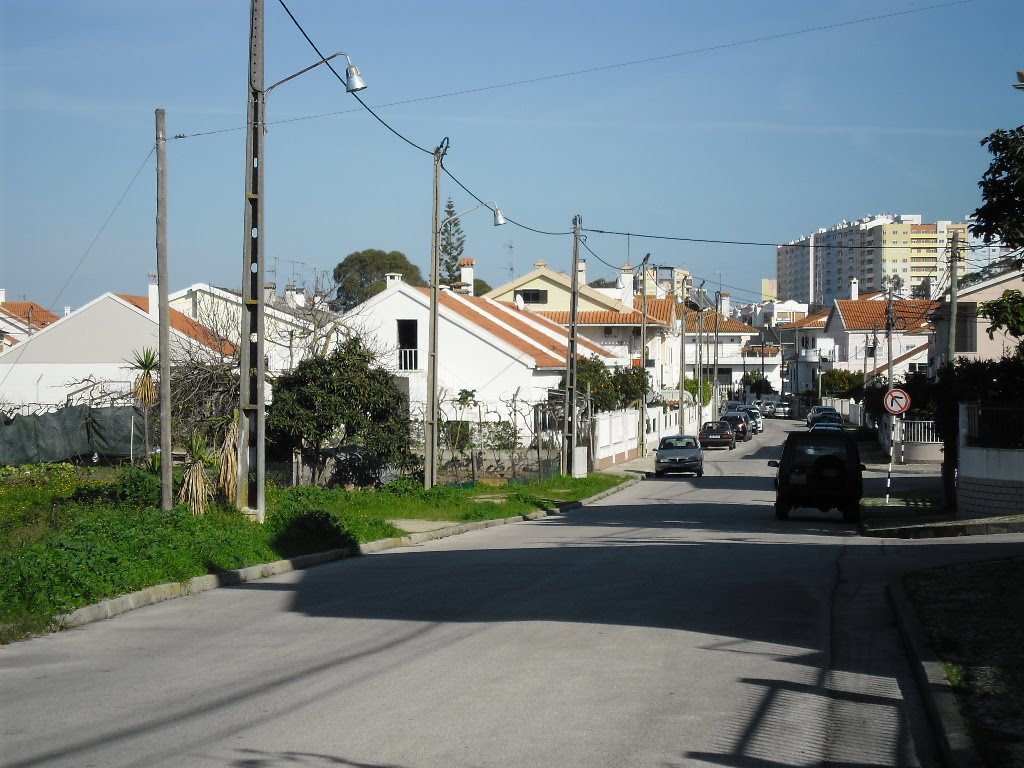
(768, 431), (864, 522)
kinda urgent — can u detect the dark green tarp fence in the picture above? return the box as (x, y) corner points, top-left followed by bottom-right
(0, 405), (146, 466)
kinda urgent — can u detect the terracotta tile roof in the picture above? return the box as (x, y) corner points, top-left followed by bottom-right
(833, 299), (938, 333)
(118, 295), (236, 356)
(535, 309), (647, 326)
(681, 310), (757, 334)
(0, 300), (59, 328)
(632, 296), (676, 325)
(419, 290), (617, 369)
(778, 307), (830, 330)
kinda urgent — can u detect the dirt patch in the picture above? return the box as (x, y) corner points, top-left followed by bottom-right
(904, 558), (1024, 767)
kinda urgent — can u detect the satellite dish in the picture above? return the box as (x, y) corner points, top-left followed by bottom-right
(514, 295), (525, 310)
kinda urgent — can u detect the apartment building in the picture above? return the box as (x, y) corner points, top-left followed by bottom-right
(777, 214), (970, 305)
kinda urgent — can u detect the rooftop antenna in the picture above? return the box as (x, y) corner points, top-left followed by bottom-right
(507, 240), (515, 280)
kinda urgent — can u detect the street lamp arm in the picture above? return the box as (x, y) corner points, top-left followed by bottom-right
(265, 51), (365, 95)
(439, 200), (505, 232)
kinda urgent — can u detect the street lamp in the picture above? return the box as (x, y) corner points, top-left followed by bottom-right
(236, 0), (366, 522)
(423, 179), (505, 490)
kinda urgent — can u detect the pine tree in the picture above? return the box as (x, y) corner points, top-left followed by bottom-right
(439, 197), (466, 285)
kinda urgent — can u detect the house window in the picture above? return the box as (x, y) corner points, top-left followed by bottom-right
(397, 319), (418, 370)
(514, 289), (548, 305)
(954, 312), (977, 354)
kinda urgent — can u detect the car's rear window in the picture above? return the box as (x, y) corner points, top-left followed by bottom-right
(790, 437), (849, 467)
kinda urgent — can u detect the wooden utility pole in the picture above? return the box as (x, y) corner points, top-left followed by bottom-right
(155, 108), (172, 511)
(946, 231), (960, 365)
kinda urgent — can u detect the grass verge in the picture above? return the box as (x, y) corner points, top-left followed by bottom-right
(0, 464), (626, 644)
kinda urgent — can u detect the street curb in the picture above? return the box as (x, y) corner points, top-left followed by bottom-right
(862, 519), (1024, 539)
(888, 580), (984, 768)
(57, 477), (638, 631)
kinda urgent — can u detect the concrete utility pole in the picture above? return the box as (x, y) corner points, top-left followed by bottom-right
(712, 275), (721, 415)
(639, 253), (650, 393)
(155, 108), (172, 511)
(946, 231), (960, 366)
(563, 215), (582, 476)
(885, 277), (897, 390)
(677, 298), (686, 434)
(423, 138), (448, 490)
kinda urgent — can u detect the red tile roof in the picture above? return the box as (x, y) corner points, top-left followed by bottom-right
(419, 290), (618, 369)
(833, 299), (938, 333)
(536, 309), (648, 326)
(778, 307), (830, 330)
(0, 300), (59, 328)
(681, 310), (757, 334)
(632, 296), (676, 325)
(118, 295), (236, 356)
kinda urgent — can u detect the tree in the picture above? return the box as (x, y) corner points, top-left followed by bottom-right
(332, 249), (426, 312)
(978, 289), (1024, 355)
(562, 355), (617, 412)
(588, 277), (618, 289)
(127, 348), (159, 460)
(473, 278), (492, 296)
(820, 369), (863, 395)
(684, 377), (713, 409)
(267, 337), (412, 485)
(970, 125), (1024, 251)
(741, 371), (777, 396)
(439, 197), (466, 285)
(611, 365), (649, 408)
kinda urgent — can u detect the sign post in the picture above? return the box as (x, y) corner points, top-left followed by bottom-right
(883, 388), (911, 503)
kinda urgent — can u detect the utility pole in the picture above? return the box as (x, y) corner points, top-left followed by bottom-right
(639, 253), (650, 395)
(563, 215), (582, 476)
(677, 298), (686, 434)
(885, 277), (897, 390)
(237, 0), (266, 521)
(713, 281), (721, 415)
(424, 138), (447, 490)
(155, 108), (172, 512)
(946, 231), (960, 365)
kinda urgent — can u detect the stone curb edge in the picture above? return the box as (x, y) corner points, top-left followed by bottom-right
(888, 579), (984, 768)
(862, 519), (1024, 539)
(58, 476), (639, 631)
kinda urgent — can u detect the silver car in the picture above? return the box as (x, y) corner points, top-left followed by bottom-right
(653, 435), (705, 478)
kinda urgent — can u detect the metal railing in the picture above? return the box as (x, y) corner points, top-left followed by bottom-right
(398, 348), (418, 371)
(901, 420), (940, 444)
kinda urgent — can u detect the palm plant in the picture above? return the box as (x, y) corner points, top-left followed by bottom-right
(217, 417), (239, 504)
(178, 431), (214, 516)
(127, 348), (159, 460)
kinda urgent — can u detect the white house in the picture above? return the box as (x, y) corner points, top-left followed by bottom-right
(0, 284), (232, 412)
(342, 275), (624, 421)
(169, 281), (345, 375)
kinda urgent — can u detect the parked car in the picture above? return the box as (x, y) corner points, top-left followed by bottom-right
(809, 412), (844, 430)
(806, 405), (840, 427)
(771, 400), (793, 419)
(768, 431), (864, 522)
(699, 421), (736, 450)
(736, 405), (763, 434)
(809, 421), (845, 434)
(653, 435), (704, 478)
(755, 400), (773, 417)
(719, 400), (745, 416)
(721, 412), (752, 442)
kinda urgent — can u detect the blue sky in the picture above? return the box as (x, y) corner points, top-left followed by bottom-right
(1, 0), (1021, 312)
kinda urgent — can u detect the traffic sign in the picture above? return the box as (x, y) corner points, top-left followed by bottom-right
(884, 388), (911, 415)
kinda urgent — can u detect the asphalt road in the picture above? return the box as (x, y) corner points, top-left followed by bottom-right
(3, 419), (1023, 768)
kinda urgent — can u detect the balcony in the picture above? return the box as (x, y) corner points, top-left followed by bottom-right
(398, 348), (418, 371)
(798, 348), (833, 364)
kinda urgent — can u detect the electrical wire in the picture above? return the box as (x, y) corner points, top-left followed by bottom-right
(0, 146), (156, 392)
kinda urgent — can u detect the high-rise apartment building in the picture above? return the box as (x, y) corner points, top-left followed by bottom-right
(777, 214), (970, 305)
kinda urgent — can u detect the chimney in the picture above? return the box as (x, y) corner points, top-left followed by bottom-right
(147, 273), (159, 319)
(849, 277), (859, 301)
(720, 292), (731, 317)
(0, 288), (6, 304)
(577, 258), (586, 286)
(284, 284), (298, 308)
(619, 264), (635, 306)
(385, 272), (404, 285)
(64, 306), (71, 317)
(460, 258), (475, 296)
(264, 282), (276, 304)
